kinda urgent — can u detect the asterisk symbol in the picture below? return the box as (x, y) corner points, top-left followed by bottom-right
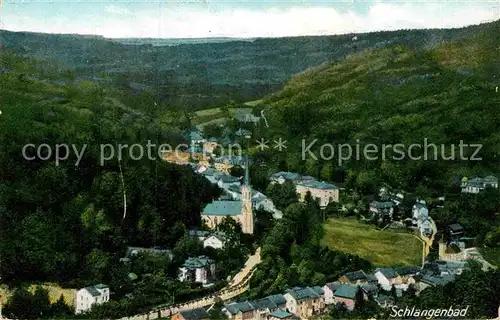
(273, 137), (287, 151)
(255, 138), (269, 151)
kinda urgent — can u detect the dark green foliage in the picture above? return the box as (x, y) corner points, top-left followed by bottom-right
(0, 52), (220, 287)
(3, 287), (72, 319)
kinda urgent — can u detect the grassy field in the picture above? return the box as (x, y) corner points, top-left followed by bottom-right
(194, 107), (222, 117)
(0, 283), (75, 307)
(322, 218), (422, 267)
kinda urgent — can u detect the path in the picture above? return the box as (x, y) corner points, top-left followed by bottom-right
(118, 248), (261, 320)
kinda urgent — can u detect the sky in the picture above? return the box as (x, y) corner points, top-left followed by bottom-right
(0, 0), (499, 38)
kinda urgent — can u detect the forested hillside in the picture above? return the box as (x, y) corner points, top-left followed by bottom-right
(259, 19), (500, 195)
(0, 51), (220, 286)
(0, 24), (490, 108)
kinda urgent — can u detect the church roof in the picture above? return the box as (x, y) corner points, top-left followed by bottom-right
(202, 200), (242, 216)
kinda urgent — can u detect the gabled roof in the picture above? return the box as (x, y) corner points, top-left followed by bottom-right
(218, 175), (241, 183)
(360, 283), (378, 295)
(420, 274), (456, 286)
(94, 284), (108, 289)
(202, 200), (242, 216)
(325, 281), (342, 292)
(448, 223), (464, 232)
(225, 301), (255, 315)
(285, 287), (321, 301)
(296, 180), (338, 190)
(250, 297), (277, 310)
(214, 155), (246, 165)
(179, 307), (210, 320)
(343, 270), (367, 281)
(375, 294), (394, 304)
(267, 293), (287, 306)
(267, 309), (298, 319)
(333, 284), (359, 299)
(84, 286), (102, 297)
(375, 268), (398, 279)
(185, 131), (205, 141)
(182, 255), (214, 269)
(395, 267), (420, 276)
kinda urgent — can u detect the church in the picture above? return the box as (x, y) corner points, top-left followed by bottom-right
(200, 163), (254, 234)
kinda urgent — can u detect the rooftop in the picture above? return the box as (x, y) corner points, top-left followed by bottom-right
(267, 309), (298, 319)
(285, 286), (321, 301)
(182, 255), (214, 269)
(375, 268), (398, 279)
(296, 180), (338, 190)
(225, 301), (255, 315)
(202, 200), (242, 216)
(179, 307), (210, 320)
(334, 284), (359, 299)
(343, 270), (367, 281)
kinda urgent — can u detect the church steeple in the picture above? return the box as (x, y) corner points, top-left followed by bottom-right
(240, 156), (254, 234)
(243, 156), (250, 187)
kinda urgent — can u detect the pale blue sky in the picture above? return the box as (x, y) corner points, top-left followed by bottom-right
(1, 0), (498, 38)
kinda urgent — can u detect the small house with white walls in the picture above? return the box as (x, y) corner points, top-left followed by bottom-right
(75, 284), (109, 314)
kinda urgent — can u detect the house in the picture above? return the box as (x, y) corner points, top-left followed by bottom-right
(203, 138), (218, 154)
(172, 307), (210, 320)
(185, 129), (206, 144)
(188, 230), (212, 241)
(235, 114), (260, 125)
(461, 176), (498, 193)
(223, 301), (257, 320)
(267, 294), (287, 309)
(75, 284), (110, 314)
(251, 297), (280, 319)
(213, 155), (246, 174)
(338, 270), (368, 284)
(284, 286), (325, 319)
(333, 284), (362, 311)
(235, 128), (252, 137)
(420, 219), (433, 237)
(418, 274), (456, 291)
(448, 223), (465, 240)
(295, 180), (339, 208)
(178, 256), (216, 284)
(369, 201), (394, 220)
(216, 174), (241, 189)
(269, 172), (315, 185)
(395, 267), (420, 283)
(323, 281), (342, 304)
(266, 310), (300, 320)
(374, 268), (401, 290)
(125, 247), (173, 260)
(412, 201), (428, 225)
(203, 234), (227, 250)
(359, 283), (379, 298)
(374, 294), (395, 308)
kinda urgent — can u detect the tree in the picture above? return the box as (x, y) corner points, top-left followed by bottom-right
(229, 165), (244, 178)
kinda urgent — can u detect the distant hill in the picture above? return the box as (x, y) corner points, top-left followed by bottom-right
(0, 24), (491, 108)
(259, 20), (500, 194)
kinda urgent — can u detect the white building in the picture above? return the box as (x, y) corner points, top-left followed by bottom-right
(75, 284), (109, 314)
(461, 176), (498, 193)
(178, 256), (216, 284)
(203, 235), (227, 250)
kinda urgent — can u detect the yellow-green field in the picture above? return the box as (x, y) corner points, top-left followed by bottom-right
(0, 283), (75, 307)
(322, 218), (422, 267)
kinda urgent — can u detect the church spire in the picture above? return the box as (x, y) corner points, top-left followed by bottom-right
(244, 156), (250, 187)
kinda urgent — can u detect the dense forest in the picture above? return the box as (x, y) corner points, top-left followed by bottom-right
(254, 20), (500, 195)
(0, 51), (221, 288)
(0, 23), (492, 108)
